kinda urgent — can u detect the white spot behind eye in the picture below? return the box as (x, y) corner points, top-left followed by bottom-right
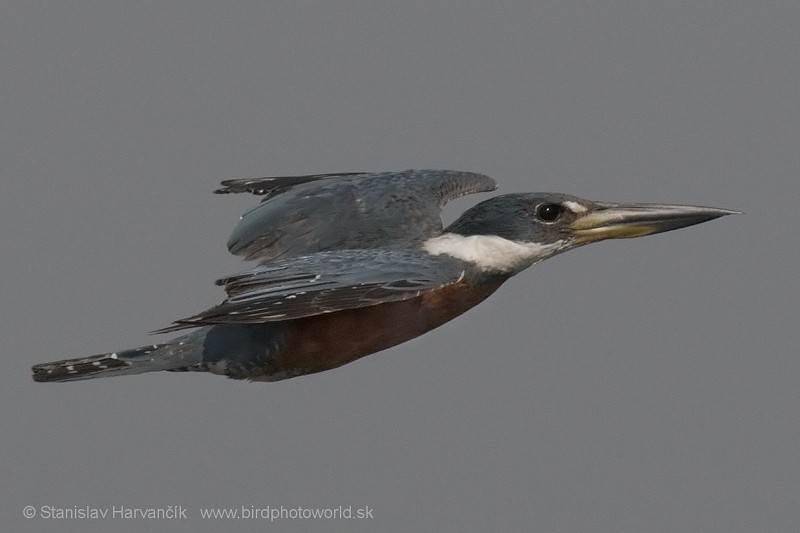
(564, 201), (587, 213)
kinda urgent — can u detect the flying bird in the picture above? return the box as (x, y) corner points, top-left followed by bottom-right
(32, 170), (737, 383)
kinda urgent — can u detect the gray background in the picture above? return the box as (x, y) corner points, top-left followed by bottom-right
(2, 2), (797, 532)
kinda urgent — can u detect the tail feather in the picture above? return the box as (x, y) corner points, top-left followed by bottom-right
(32, 342), (200, 383)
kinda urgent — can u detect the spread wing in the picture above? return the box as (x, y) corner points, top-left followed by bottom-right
(155, 249), (467, 332)
(216, 170), (496, 262)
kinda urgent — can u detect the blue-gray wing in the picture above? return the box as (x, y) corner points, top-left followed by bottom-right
(156, 249), (467, 331)
(216, 170), (496, 262)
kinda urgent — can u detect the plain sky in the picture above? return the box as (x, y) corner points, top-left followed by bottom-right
(1, 2), (798, 532)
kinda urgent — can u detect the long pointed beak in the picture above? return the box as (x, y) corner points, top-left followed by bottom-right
(569, 202), (741, 243)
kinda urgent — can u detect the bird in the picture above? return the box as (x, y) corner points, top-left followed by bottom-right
(31, 170), (738, 383)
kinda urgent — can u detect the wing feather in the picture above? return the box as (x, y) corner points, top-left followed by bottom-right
(214, 172), (364, 201)
(219, 170), (496, 262)
(155, 249), (466, 332)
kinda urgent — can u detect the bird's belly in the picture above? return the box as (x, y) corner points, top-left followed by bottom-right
(259, 279), (505, 380)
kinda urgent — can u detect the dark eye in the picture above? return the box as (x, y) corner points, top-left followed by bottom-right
(535, 203), (564, 222)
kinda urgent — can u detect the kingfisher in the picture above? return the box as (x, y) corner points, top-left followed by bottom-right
(32, 170), (737, 383)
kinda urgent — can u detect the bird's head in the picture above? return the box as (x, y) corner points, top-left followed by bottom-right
(425, 193), (739, 274)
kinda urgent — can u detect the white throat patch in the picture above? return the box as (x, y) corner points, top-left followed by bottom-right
(422, 233), (567, 273)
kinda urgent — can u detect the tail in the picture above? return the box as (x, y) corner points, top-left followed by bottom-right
(32, 340), (201, 383)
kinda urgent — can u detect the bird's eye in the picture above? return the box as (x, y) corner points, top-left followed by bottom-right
(535, 203), (564, 222)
